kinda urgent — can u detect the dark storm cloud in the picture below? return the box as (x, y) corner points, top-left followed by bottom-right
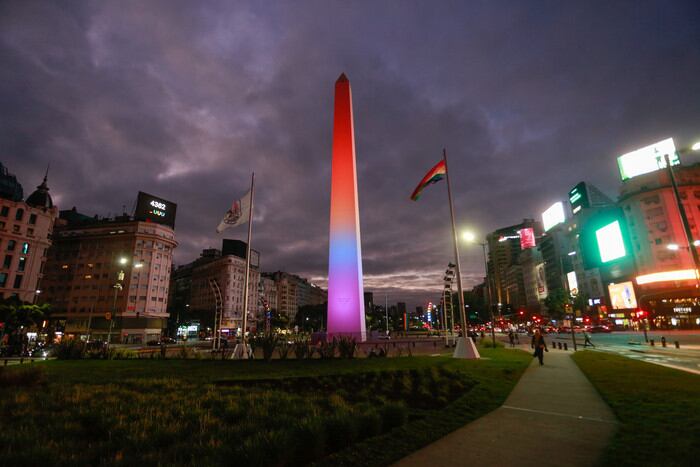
(2, 0), (700, 309)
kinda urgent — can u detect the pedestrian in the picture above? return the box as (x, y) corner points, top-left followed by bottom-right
(583, 331), (595, 348)
(508, 330), (515, 347)
(531, 329), (548, 365)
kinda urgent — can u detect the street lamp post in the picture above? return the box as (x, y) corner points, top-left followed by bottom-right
(664, 152), (700, 288)
(463, 231), (496, 347)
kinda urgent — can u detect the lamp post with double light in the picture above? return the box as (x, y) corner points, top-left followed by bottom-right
(462, 231), (496, 347)
(106, 256), (143, 346)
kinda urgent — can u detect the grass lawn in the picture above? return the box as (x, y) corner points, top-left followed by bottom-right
(572, 351), (700, 467)
(1, 346), (529, 466)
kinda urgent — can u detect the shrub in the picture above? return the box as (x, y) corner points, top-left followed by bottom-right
(337, 336), (357, 359)
(480, 339), (503, 349)
(323, 411), (358, 452)
(177, 346), (196, 359)
(318, 339), (337, 359)
(54, 339), (87, 359)
(293, 338), (311, 360)
(357, 409), (382, 440)
(0, 366), (47, 387)
(380, 402), (408, 430)
(288, 418), (326, 465)
(254, 333), (279, 361)
(278, 339), (291, 360)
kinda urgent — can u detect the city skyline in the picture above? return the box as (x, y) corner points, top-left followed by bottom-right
(2, 1), (700, 310)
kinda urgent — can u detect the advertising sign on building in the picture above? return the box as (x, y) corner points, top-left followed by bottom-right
(536, 263), (548, 299)
(542, 201), (565, 232)
(519, 227), (536, 250)
(608, 281), (638, 309)
(567, 271), (579, 296)
(134, 192), (177, 228)
(568, 182), (589, 215)
(617, 137), (679, 181)
(596, 220), (626, 263)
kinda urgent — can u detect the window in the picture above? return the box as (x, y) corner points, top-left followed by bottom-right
(0, 207), (7, 217)
(12, 225), (20, 233)
(12, 275), (22, 289)
(0, 273), (6, 287)
(22, 242), (29, 255)
(18, 257), (26, 272)
(655, 238), (662, 245)
(28, 213), (37, 224)
(27, 228), (34, 236)
(3, 255), (11, 269)
(14, 209), (23, 221)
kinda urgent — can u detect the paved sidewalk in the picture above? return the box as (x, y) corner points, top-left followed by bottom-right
(394, 350), (617, 467)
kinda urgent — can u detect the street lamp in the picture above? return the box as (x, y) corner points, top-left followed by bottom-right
(106, 256), (142, 346)
(462, 230), (496, 347)
(663, 141), (700, 289)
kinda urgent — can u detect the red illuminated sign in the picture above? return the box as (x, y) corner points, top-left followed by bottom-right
(519, 228), (536, 250)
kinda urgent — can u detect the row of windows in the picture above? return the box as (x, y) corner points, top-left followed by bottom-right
(0, 273), (22, 289)
(0, 206), (38, 224)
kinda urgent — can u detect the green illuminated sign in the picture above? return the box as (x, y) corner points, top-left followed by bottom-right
(568, 182), (589, 215)
(596, 221), (626, 263)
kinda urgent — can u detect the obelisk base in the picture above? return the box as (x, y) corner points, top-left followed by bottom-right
(453, 337), (481, 359)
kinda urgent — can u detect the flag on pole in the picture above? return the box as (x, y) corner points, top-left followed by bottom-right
(216, 190), (251, 233)
(410, 160), (447, 200)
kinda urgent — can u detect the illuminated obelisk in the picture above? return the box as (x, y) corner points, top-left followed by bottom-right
(327, 73), (366, 342)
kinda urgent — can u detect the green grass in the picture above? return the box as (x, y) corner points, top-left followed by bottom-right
(1, 347), (530, 466)
(572, 351), (700, 467)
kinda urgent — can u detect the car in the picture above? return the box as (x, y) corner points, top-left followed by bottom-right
(160, 337), (176, 344)
(590, 324), (612, 333)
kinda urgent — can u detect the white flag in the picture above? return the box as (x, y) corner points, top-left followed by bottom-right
(216, 190), (251, 233)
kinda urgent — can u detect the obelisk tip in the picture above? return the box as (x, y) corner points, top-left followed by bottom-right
(336, 73), (349, 83)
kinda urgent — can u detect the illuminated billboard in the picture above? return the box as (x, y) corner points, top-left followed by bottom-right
(617, 138), (679, 181)
(542, 202), (565, 232)
(134, 192), (177, 228)
(519, 227), (536, 250)
(567, 271), (579, 296)
(536, 263), (547, 299)
(569, 182), (589, 215)
(608, 281), (638, 309)
(596, 220), (626, 263)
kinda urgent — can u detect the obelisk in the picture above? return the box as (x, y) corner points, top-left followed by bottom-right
(327, 73), (366, 342)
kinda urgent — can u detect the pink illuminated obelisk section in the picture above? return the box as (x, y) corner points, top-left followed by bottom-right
(327, 73), (366, 342)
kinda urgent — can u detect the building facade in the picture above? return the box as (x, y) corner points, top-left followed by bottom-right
(0, 165), (58, 303)
(41, 209), (177, 343)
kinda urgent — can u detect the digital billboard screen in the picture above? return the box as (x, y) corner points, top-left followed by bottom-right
(568, 182), (589, 215)
(617, 138), (679, 181)
(519, 227), (536, 250)
(608, 281), (638, 309)
(596, 220), (626, 263)
(134, 191), (177, 228)
(542, 202), (565, 232)
(567, 271), (579, 296)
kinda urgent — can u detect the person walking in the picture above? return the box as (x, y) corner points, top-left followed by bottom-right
(531, 329), (548, 365)
(584, 331), (595, 348)
(508, 330), (515, 347)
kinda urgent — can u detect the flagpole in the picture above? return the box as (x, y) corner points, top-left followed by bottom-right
(241, 172), (255, 358)
(442, 149), (468, 333)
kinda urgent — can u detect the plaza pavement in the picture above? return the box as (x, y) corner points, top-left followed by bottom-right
(394, 348), (618, 467)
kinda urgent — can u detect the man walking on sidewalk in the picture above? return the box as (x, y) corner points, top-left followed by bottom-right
(531, 329), (548, 365)
(584, 331), (595, 348)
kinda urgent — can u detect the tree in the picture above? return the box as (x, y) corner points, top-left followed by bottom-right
(543, 288), (570, 320)
(294, 304), (326, 332)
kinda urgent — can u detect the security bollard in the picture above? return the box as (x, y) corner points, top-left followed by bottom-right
(661, 337), (666, 347)
(675, 341), (680, 349)
(564, 343), (568, 351)
(558, 342), (562, 350)
(650, 339), (654, 346)
(552, 341), (556, 349)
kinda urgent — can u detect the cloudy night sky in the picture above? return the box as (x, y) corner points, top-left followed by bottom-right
(2, 0), (700, 310)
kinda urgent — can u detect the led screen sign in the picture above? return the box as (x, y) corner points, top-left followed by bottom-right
(569, 182), (589, 215)
(134, 191), (177, 228)
(519, 228), (536, 250)
(617, 138), (679, 181)
(596, 220), (626, 263)
(608, 281), (638, 309)
(542, 202), (565, 232)
(567, 271), (578, 296)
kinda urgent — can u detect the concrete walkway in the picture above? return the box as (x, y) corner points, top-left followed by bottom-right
(394, 350), (618, 467)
